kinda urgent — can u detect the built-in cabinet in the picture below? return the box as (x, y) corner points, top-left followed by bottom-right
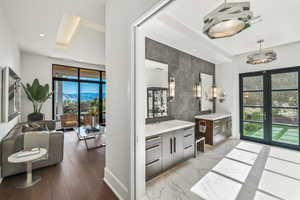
(145, 126), (195, 180)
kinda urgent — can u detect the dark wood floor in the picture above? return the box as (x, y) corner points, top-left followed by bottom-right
(0, 131), (118, 200)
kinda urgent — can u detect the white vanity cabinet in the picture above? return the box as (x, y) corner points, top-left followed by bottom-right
(145, 120), (195, 181)
(162, 131), (184, 170)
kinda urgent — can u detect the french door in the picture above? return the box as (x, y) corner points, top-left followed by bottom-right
(240, 68), (300, 150)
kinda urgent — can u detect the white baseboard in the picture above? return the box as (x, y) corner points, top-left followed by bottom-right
(104, 167), (128, 200)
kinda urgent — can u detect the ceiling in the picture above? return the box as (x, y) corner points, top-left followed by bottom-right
(142, 0), (300, 64)
(3, 0), (106, 65)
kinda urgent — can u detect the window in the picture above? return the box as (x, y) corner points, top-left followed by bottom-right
(52, 65), (106, 126)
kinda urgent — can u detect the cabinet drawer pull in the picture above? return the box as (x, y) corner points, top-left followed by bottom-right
(146, 159), (160, 167)
(146, 136), (161, 142)
(184, 145), (193, 149)
(184, 133), (192, 138)
(184, 127), (193, 131)
(174, 137), (176, 153)
(170, 138), (172, 154)
(146, 145), (160, 151)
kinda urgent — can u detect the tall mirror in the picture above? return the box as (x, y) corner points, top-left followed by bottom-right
(145, 59), (169, 119)
(201, 73), (213, 112)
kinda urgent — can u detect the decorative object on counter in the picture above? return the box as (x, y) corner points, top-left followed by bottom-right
(168, 76), (175, 102)
(246, 39), (277, 65)
(22, 79), (53, 122)
(203, 0), (261, 39)
(1, 67), (21, 122)
(147, 87), (168, 119)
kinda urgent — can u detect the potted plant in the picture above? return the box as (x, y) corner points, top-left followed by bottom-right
(22, 79), (53, 121)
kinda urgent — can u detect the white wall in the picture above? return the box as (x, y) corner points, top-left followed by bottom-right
(20, 52), (105, 121)
(105, 0), (161, 199)
(216, 41), (300, 138)
(0, 1), (21, 141)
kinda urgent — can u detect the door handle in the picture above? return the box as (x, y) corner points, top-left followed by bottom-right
(174, 137), (176, 153)
(170, 138), (172, 154)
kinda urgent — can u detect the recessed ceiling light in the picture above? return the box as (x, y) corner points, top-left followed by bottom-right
(39, 33), (45, 37)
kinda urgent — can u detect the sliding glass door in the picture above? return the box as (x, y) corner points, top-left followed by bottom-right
(52, 65), (106, 126)
(240, 68), (300, 150)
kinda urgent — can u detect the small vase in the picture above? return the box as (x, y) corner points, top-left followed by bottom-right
(91, 116), (96, 128)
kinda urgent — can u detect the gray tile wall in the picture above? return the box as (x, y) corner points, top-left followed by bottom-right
(145, 38), (215, 122)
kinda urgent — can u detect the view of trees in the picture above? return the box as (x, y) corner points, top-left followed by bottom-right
(242, 72), (299, 144)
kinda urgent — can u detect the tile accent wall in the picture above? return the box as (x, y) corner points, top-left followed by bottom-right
(145, 38), (215, 122)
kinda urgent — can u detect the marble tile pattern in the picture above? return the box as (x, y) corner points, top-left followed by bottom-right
(146, 140), (271, 200)
(190, 172), (242, 200)
(258, 170), (300, 200)
(212, 158), (252, 182)
(265, 157), (300, 180)
(254, 191), (280, 200)
(236, 142), (263, 154)
(145, 120), (195, 138)
(269, 146), (300, 164)
(194, 113), (231, 121)
(226, 149), (258, 165)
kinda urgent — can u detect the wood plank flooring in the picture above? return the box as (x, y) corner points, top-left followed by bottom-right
(0, 131), (118, 200)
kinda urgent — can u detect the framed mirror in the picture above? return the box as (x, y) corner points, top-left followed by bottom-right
(201, 73), (213, 112)
(145, 59), (169, 119)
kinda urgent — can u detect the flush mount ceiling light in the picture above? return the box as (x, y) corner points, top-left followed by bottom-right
(203, 0), (259, 39)
(247, 40), (277, 65)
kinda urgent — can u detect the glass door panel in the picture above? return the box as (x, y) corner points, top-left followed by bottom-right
(80, 82), (100, 127)
(53, 80), (78, 121)
(241, 74), (265, 140)
(271, 72), (299, 146)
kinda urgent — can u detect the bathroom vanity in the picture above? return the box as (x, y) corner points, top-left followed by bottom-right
(145, 120), (195, 180)
(195, 113), (232, 145)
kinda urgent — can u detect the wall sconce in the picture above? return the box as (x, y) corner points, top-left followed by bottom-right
(209, 85), (226, 103)
(195, 82), (202, 99)
(209, 85), (217, 102)
(169, 76), (175, 102)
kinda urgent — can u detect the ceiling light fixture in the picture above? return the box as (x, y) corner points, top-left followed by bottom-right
(203, 0), (259, 39)
(247, 40), (277, 65)
(39, 33), (45, 37)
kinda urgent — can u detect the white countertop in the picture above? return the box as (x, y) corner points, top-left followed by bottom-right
(145, 120), (195, 138)
(195, 113), (231, 121)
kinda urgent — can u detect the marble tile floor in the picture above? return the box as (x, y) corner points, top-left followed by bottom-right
(145, 140), (300, 200)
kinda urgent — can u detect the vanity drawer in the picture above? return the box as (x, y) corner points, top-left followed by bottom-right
(146, 159), (162, 180)
(184, 145), (194, 159)
(146, 136), (161, 149)
(183, 132), (194, 147)
(146, 144), (161, 165)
